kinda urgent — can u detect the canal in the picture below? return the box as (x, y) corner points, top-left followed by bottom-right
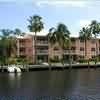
(0, 69), (100, 99)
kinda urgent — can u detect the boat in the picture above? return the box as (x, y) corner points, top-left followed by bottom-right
(7, 65), (21, 73)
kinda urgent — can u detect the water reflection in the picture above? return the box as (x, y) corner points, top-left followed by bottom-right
(8, 73), (21, 88)
(8, 73), (21, 81)
(0, 69), (100, 97)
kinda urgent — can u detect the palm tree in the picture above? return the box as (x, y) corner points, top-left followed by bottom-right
(27, 15), (44, 64)
(79, 27), (92, 59)
(47, 23), (71, 66)
(6, 36), (17, 64)
(89, 20), (100, 64)
(0, 29), (14, 64)
(13, 28), (24, 57)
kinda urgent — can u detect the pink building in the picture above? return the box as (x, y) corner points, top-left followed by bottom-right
(17, 34), (100, 63)
(17, 35), (33, 63)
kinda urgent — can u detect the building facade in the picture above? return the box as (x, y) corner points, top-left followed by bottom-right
(17, 35), (33, 63)
(17, 34), (100, 63)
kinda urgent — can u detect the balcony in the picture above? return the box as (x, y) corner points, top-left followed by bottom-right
(19, 52), (26, 56)
(36, 41), (48, 46)
(63, 50), (79, 55)
(53, 51), (61, 55)
(19, 44), (25, 47)
(36, 50), (48, 55)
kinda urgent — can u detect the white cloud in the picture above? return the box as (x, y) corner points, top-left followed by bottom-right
(79, 19), (91, 27)
(36, 1), (86, 8)
(73, 19), (92, 36)
(25, 29), (48, 36)
(0, 0), (15, 2)
(37, 29), (48, 35)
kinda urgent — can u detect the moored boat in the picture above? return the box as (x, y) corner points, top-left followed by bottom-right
(7, 65), (21, 73)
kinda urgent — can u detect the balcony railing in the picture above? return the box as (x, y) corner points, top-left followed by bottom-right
(20, 52), (26, 55)
(19, 44), (25, 47)
(36, 50), (48, 55)
(36, 41), (48, 46)
(63, 50), (79, 55)
(53, 51), (61, 54)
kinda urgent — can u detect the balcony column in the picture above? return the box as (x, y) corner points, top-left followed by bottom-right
(17, 39), (20, 57)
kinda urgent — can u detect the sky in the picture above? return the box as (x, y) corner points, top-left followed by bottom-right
(0, 0), (100, 36)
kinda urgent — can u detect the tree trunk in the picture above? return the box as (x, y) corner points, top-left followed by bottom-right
(96, 40), (98, 58)
(17, 39), (19, 57)
(62, 47), (64, 69)
(69, 40), (72, 69)
(85, 39), (90, 69)
(85, 39), (87, 58)
(48, 37), (51, 70)
(34, 32), (37, 64)
(61, 42), (64, 68)
(95, 39), (98, 69)
(4, 47), (7, 64)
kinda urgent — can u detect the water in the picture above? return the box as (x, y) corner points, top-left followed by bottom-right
(0, 69), (100, 99)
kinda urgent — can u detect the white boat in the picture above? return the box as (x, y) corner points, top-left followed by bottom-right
(7, 65), (21, 73)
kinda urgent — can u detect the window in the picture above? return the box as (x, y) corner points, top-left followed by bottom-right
(28, 48), (32, 52)
(26, 39), (31, 43)
(63, 46), (69, 50)
(19, 39), (25, 43)
(36, 46), (48, 50)
(71, 47), (76, 50)
(80, 56), (84, 59)
(80, 47), (84, 51)
(91, 48), (95, 51)
(71, 38), (76, 42)
(91, 40), (95, 44)
(54, 47), (59, 50)
(20, 47), (25, 52)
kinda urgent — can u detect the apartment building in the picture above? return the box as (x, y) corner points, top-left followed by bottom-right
(36, 36), (48, 62)
(17, 35), (33, 63)
(17, 34), (100, 63)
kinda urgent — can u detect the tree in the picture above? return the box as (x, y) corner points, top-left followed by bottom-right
(0, 28), (24, 64)
(27, 15), (44, 64)
(79, 27), (92, 59)
(89, 20), (100, 63)
(47, 23), (71, 65)
(0, 29), (15, 64)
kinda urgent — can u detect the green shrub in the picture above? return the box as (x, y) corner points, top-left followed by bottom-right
(49, 57), (61, 63)
(37, 59), (42, 64)
(78, 58), (88, 63)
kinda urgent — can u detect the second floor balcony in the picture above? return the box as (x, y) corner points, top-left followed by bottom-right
(63, 50), (79, 55)
(19, 43), (25, 47)
(19, 52), (26, 56)
(36, 50), (48, 55)
(36, 41), (48, 46)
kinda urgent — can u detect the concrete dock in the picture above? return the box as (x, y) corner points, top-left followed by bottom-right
(0, 63), (100, 72)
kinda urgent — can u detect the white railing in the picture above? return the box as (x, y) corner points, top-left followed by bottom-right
(53, 51), (61, 54)
(19, 44), (25, 47)
(36, 41), (48, 45)
(64, 50), (79, 55)
(36, 50), (48, 54)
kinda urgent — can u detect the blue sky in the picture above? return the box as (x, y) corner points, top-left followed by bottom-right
(0, 0), (100, 36)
